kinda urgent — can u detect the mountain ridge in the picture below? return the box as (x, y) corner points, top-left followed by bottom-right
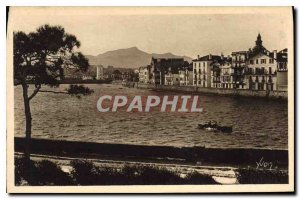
(85, 47), (193, 68)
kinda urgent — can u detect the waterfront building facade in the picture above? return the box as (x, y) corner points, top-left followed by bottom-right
(138, 65), (150, 83)
(164, 64), (180, 85)
(231, 51), (247, 89)
(150, 57), (184, 85)
(243, 34), (288, 91)
(194, 34), (288, 91)
(139, 34), (288, 92)
(211, 56), (233, 89)
(245, 52), (278, 91)
(178, 62), (193, 86)
(96, 65), (104, 80)
(165, 72), (180, 86)
(211, 61), (221, 88)
(178, 69), (190, 86)
(276, 48), (288, 91)
(193, 54), (221, 88)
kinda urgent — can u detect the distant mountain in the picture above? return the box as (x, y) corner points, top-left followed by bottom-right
(85, 47), (193, 68)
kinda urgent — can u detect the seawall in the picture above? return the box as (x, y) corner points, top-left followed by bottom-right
(135, 83), (288, 100)
(15, 137), (288, 168)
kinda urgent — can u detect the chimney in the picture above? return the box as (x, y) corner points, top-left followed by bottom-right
(273, 50), (277, 59)
(197, 55), (200, 60)
(209, 54), (212, 60)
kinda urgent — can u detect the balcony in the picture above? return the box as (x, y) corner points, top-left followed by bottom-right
(232, 77), (244, 83)
(231, 72), (244, 76)
(232, 63), (245, 68)
(278, 67), (288, 72)
(232, 60), (245, 64)
(244, 71), (276, 76)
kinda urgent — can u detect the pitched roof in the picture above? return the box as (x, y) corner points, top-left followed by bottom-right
(232, 51), (248, 55)
(248, 50), (287, 63)
(210, 56), (232, 66)
(193, 55), (221, 62)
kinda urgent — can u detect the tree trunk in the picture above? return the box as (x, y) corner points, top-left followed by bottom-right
(22, 83), (32, 163)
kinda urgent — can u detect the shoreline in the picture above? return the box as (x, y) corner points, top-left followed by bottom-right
(15, 137), (288, 169)
(134, 83), (288, 100)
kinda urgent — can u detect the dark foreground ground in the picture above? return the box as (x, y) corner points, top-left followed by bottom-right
(14, 137), (289, 185)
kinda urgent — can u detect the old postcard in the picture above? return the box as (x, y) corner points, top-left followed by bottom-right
(6, 6), (294, 193)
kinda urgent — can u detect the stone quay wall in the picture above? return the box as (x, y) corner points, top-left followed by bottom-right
(135, 83), (287, 100)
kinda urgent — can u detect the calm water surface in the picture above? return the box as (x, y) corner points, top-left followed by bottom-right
(14, 84), (288, 149)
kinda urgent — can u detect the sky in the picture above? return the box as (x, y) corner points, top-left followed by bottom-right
(9, 7), (291, 58)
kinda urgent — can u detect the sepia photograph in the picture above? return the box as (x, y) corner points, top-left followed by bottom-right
(6, 6), (294, 193)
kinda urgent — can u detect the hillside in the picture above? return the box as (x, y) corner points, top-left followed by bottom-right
(85, 47), (193, 68)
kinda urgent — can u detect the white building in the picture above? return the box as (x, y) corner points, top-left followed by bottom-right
(165, 72), (179, 86)
(138, 66), (150, 83)
(211, 56), (233, 89)
(96, 65), (104, 80)
(220, 60), (234, 89)
(178, 69), (190, 86)
(192, 54), (221, 88)
(245, 51), (279, 91)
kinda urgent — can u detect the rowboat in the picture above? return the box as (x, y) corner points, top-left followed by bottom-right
(198, 121), (232, 133)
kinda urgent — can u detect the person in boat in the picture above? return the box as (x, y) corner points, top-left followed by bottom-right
(207, 120), (218, 128)
(198, 121), (232, 133)
(212, 120), (218, 128)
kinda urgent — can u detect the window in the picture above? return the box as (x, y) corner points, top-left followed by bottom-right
(261, 59), (266, 64)
(258, 83), (264, 90)
(269, 59), (274, 64)
(268, 76), (272, 83)
(250, 60), (254, 65)
(256, 59), (259, 64)
(203, 62), (206, 67)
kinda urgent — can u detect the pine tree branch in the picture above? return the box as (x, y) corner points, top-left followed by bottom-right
(28, 85), (41, 101)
